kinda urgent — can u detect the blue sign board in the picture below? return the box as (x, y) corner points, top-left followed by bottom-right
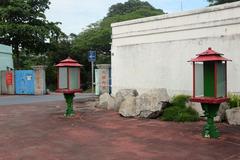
(88, 50), (96, 62)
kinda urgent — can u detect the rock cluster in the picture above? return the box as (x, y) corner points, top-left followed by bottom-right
(214, 102), (230, 122)
(119, 96), (137, 117)
(97, 88), (170, 119)
(98, 93), (115, 110)
(135, 89), (169, 118)
(97, 89), (240, 125)
(115, 89), (138, 112)
(226, 107), (240, 125)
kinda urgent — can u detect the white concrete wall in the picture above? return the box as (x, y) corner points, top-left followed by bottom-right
(111, 2), (240, 96)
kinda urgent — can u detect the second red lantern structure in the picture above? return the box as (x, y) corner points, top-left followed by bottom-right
(189, 48), (231, 138)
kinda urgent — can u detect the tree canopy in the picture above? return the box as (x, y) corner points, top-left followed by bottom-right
(107, 0), (163, 17)
(0, 0), (62, 68)
(208, 0), (240, 5)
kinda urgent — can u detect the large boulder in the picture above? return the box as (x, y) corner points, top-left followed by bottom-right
(98, 93), (116, 110)
(119, 96), (137, 117)
(226, 107), (240, 125)
(188, 102), (204, 117)
(115, 89), (138, 111)
(136, 88), (170, 119)
(214, 102), (230, 122)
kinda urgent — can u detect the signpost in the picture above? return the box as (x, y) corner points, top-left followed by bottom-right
(88, 50), (96, 93)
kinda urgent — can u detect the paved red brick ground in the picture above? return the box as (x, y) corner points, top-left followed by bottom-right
(0, 100), (240, 160)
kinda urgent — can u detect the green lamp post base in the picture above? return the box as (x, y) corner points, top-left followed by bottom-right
(64, 93), (75, 117)
(201, 103), (220, 138)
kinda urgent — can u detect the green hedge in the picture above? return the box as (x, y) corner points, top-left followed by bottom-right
(161, 106), (199, 122)
(171, 95), (191, 107)
(161, 94), (199, 122)
(228, 93), (240, 108)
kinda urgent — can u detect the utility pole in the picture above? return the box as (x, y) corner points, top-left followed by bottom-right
(88, 50), (96, 93)
(91, 60), (94, 93)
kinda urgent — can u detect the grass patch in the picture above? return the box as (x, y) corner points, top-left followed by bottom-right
(161, 94), (199, 122)
(161, 106), (199, 122)
(171, 95), (191, 107)
(228, 93), (240, 108)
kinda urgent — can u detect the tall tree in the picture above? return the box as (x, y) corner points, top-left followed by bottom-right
(107, 0), (162, 17)
(208, 0), (240, 5)
(0, 0), (62, 68)
(0, 0), (9, 5)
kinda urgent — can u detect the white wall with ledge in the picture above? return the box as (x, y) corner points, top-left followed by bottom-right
(111, 1), (240, 96)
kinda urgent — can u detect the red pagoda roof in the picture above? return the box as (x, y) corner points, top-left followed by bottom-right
(55, 57), (83, 67)
(189, 48), (231, 62)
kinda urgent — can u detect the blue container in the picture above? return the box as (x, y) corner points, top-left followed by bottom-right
(15, 70), (35, 95)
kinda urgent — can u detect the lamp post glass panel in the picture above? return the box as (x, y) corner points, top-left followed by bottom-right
(189, 48), (231, 138)
(56, 57), (82, 116)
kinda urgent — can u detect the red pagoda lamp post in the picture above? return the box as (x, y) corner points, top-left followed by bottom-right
(55, 57), (82, 117)
(189, 48), (231, 138)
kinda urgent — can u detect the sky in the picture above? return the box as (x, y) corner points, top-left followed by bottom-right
(45, 0), (209, 35)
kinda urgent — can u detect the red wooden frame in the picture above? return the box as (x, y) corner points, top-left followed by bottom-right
(189, 48), (231, 104)
(193, 62), (195, 98)
(78, 68), (81, 89)
(190, 97), (229, 104)
(225, 62), (227, 97)
(56, 88), (82, 94)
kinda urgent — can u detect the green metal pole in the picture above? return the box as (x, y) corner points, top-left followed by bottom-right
(64, 93), (75, 117)
(201, 103), (220, 138)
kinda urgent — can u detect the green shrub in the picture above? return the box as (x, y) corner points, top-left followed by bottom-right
(161, 106), (199, 122)
(160, 94), (199, 122)
(171, 95), (191, 107)
(228, 93), (240, 108)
